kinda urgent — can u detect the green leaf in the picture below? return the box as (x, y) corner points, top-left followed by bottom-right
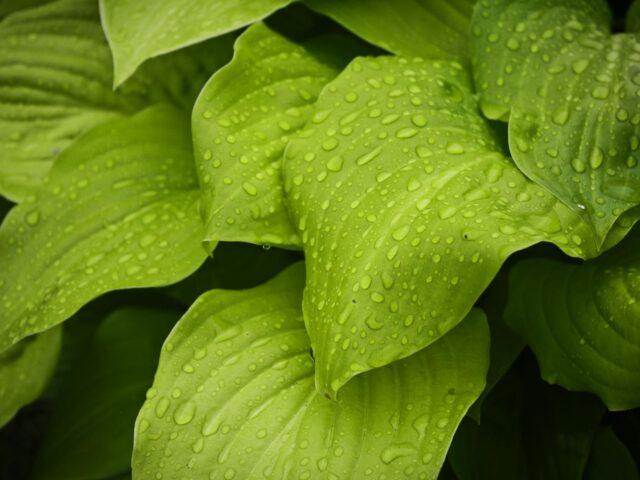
(504, 226), (640, 410)
(467, 268), (525, 422)
(0, 0), (233, 202)
(0, 326), (61, 427)
(0, 0), (147, 201)
(0, 0), (50, 18)
(304, 0), (474, 59)
(471, 0), (640, 244)
(283, 55), (596, 397)
(132, 264), (490, 480)
(32, 307), (179, 480)
(449, 366), (606, 480)
(585, 427), (640, 480)
(0, 104), (206, 352)
(193, 23), (361, 250)
(99, 0), (293, 86)
(628, 0), (640, 33)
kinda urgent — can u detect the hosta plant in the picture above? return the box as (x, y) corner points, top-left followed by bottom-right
(0, 0), (639, 479)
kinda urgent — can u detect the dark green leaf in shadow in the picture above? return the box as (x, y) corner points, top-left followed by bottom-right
(504, 225), (640, 410)
(585, 426), (639, 480)
(0, 327), (61, 427)
(32, 307), (179, 480)
(449, 361), (606, 480)
(163, 243), (301, 307)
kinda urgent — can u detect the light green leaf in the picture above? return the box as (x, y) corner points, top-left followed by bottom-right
(283, 56), (596, 397)
(504, 226), (640, 410)
(0, 0), (233, 202)
(0, 326), (61, 427)
(193, 23), (360, 250)
(133, 264), (490, 480)
(471, 0), (640, 244)
(585, 427), (639, 480)
(0, 104), (206, 352)
(99, 0), (293, 86)
(304, 0), (474, 60)
(0, 0), (147, 201)
(32, 307), (179, 480)
(628, 0), (640, 33)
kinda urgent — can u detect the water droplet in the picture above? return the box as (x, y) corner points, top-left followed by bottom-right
(173, 400), (197, 425)
(326, 156), (344, 172)
(381, 444), (416, 464)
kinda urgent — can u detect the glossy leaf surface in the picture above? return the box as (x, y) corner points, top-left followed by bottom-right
(193, 23), (359, 249)
(100, 0), (292, 85)
(283, 55), (596, 396)
(133, 264), (490, 480)
(472, 0), (640, 243)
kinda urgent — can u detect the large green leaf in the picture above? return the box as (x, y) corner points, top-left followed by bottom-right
(504, 225), (640, 410)
(133, 264), (490, 480)
(304, 0), (474, 60)
(0, 104), (206, 352)
(32, 307), (179, 480)
(448, 365), (606, 480)
(0, 0), (234, 202)
(283, 55), (597, 397)
(193, 23), (360, 250)
(99, 0), (293, 86)
(0, 326), (61, 427)
(471, 0), (640, 244)
(0, 0), (147, 201)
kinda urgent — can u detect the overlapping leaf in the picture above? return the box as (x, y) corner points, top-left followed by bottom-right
(585, 427), (639, 480)
(504, 225), (640, 410)
(0, 104), (206, 352)
(33, 308), (179, 480)
(283, 56), (597, 397)
(0, 0), (147, 200)
(193, 23), (360, 250)
(133, 263), (489, 480)
(304, 0), (474, 60)
(0, 326), (61, 427)
(99, 0), (293, 86)
(472, 0), (640, 244)
(0, 0), (233, 202)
